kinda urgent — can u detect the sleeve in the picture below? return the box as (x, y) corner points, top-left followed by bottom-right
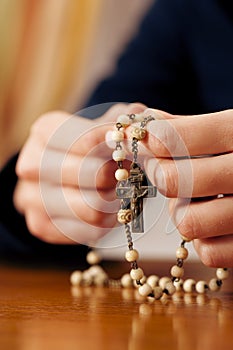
(87, 0), (199, 115)
(0, 155), (88, 267)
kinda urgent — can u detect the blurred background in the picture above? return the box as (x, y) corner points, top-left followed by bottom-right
(0, 0), (198, 261)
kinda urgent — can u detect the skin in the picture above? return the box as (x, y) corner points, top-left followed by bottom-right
(14, 104), (233, 267)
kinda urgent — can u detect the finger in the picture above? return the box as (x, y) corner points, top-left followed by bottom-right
(145, 109), (233, 157)
(169, 196), (233, 240)
(31, 103), (146, 156)
(193, 235), (233, 267)
(145, 153), (233, 197)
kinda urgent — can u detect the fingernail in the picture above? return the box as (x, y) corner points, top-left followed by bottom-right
(105, 130), (115, 149)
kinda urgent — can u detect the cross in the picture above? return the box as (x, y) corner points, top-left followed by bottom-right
(116, 163), (157, 233)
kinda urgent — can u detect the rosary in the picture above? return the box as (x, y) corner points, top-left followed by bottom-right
(70, 113), (229, 299)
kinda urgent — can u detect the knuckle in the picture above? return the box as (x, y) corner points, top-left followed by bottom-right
(195, 242), (219, 267)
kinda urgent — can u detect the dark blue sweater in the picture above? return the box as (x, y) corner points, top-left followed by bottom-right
(0, 0), (232, 264)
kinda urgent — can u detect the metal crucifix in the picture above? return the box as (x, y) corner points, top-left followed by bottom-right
(116, 162), (157, 233)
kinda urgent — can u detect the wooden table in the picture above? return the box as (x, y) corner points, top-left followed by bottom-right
(0, 260), (232, 350)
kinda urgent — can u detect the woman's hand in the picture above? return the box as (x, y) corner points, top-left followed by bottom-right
(14, 103), (145, 245)
(143, 108), (233, 267)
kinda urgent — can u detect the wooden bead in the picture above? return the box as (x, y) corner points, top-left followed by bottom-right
(173, 278), (184, 291)
(131, 127), (147, 140)
(115, 168), (128, 181)
(112, 149), (126, 162)
(86, 250), (101, 265)
(153, 286), (163, 300)
(117, 114), (131, 127)
(209, 278), (221, 292)
(117, 209), (132, 224)
(125, 249), (139, 262)
(138, 283), (153, 297)
(164, 281), (176, 295)
(195, 280), (208, 294)
(82, 270), (93, 286)
(183, 279), (196, 293)
(88, 265), (106, 277)
(70, 270), (83, 286)
(159, 277), (171, 289)
(146, 275), (159, 288)
(176, 247), (189, 260)
(216, 268), (229, 280)
(121, 273), (133, 288)
(130, 267), (144, 281)
(170, 265), (184, 278)
(133, 113), (144, 122)
(180, 235), (192, 242)
(111, 130), (124, 142)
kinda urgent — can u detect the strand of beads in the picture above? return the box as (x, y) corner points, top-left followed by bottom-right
(112, 113), (176, 299)
(171, 236), (229, 294)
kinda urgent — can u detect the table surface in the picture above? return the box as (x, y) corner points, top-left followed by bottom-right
(0, 260), (232, 350)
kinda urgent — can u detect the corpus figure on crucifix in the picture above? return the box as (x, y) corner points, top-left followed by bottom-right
(116, 163), (157, 233)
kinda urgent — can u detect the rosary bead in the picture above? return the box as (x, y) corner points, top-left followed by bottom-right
(133, 113), (144, 122)
(176, 247), (189, 260)
(117, 114), (131, 127)
(125, 249), (139, 262)
(70, 270), (83, 286)
(159, 276), (171, 289)
(138, 283), (153, 297)
(131, 127), (147, 140)
(146, 275), (159, 288)
(180, 235), (192, 242)
(112, 149), (126, 162)
(130, 267), (144, 281)
(88, 265), (106, 277)
(216, 268), (229, 280)
(82, 270), (93, 286)
(117, 209), (132, 224)
(195, 280), (208, 294)
(183, 279), (196, 293)
(164, 281), (176, 295)
(121, 273), (133, 288)
(173, 278), (184, 291)
(115, 168), (129, 181)
(86, 250), (101, 265)
(153, 286), (163, 300)
(111, 130), (124, 142)
(209, 278), (222, 292)
(170, 265), (184, 279)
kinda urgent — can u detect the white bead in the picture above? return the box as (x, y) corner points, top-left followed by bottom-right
(159, 276), (171, 289)
(70, 270), (83, 286)
(88, 265), (106, 277)
(180, 235), (192, 242)
(146, 275), (159, 288)
(133, 113), (144, 122)
(117, 114), (131, 127)
(133, 275), (147, 288)
(153, 286), (163, 300)
(195, 280), (208, 294)
(209, 278), (221, 292)
(111, 130), (124, 142)
(117, 209), (132, 224)
(86, 250), (101, 265)
(216, 268), (229, 280)
(81, 270), (93, 286)
(183, 279), (196, 293)
(93, 274), (108, 287)
(131, 127), (147, 140)
(176, 247), (189, 260)
(138, 283), (153, 297)
(173, 278), (183, 291)
(130, 267), (144, 281)
(112, 149), (126, 162)
(121, 273), (133, 288)
(115, 168), (128, 181)
(170, 265), (184, 278)
(125, 249), (139, 262)
(164, 281), (176, 295)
